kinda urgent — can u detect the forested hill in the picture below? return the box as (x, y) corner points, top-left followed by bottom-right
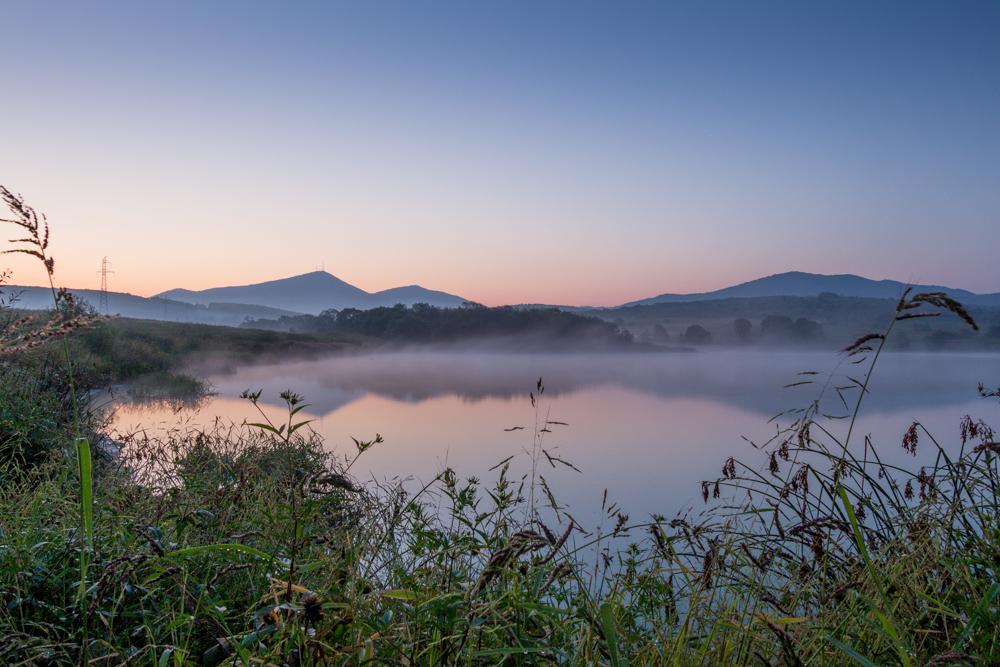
(244, 303), (639, 351)
(590, 293), (1000, 349)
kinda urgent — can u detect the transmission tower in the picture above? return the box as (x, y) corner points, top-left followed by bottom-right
(97, 257), (114, 314)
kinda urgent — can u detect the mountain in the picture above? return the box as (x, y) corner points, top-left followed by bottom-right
(373, 286), (468, 309)
(156, 271), (467, 314)
(622, 271), (1000, 308)
(3, 286), (301, 326)
(157, 272), (370, 315)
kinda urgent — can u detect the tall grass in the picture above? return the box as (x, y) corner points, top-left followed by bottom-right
(3, 185), (100, 660)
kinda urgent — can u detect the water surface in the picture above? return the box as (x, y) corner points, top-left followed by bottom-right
(114, 350), (1000, 525)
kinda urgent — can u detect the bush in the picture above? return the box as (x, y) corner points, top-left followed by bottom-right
(0, 365), (72, 471)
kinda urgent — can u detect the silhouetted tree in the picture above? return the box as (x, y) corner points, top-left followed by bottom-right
(682, 324), (712, 345)
(760, 314), (822, 343)
(733, 318), (752, 342)
(793, 317), (823, 340)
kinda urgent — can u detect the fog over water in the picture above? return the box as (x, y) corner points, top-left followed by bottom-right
(115, 350), (1000, 525)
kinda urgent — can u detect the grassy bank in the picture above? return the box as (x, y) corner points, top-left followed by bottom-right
(79, 316), (365, 377)
(5, 312), (365, 403)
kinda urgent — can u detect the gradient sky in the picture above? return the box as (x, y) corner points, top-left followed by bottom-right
(2, 1), (998, 306)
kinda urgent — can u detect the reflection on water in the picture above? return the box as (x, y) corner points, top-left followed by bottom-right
(114, 351), (1000, 524)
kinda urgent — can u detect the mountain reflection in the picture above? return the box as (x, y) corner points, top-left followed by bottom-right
(203, 351), (999, 418)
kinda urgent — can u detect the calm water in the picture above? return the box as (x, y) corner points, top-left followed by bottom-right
(113, 350), (1000, 526)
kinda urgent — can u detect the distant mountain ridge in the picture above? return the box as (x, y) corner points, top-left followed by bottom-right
(156, 271), (468, 315)
(621, 271), (1000, 309)
(2, 286), (300, 327)
(8, 271), (997, 329)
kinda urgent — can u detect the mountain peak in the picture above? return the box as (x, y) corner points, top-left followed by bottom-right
(260, 270), (351, 285)
(155, 271), (467, 314)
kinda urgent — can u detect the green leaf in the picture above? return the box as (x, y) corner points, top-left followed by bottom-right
(247, 422), (278, 434)
(164, 543), (274, 562)
(827, 636), (879, 667)
(599, 603), (626, 667)
(289, 419), (313, 434)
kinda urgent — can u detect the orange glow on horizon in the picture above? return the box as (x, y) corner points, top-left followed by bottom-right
(2, 252), (768, 309)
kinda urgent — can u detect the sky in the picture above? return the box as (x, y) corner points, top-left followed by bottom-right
(1, 1), (998, 306)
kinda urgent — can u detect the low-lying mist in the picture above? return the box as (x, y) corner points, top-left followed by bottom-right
(201, 348), (998, 417)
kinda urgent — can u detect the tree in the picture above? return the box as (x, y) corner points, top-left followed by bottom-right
(682, 324), (712, 345)
(733, 318), (752, 342)
(792, 317), (823, 341)
(760, 314), (822, 343)
(652, 323), (670, 343)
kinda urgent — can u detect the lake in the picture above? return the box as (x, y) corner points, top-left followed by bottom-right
(113, 350), (1000, 527)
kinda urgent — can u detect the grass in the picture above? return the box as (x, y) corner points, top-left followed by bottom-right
(1, 186), (998, 664)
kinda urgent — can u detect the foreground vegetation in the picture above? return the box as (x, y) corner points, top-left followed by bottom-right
(2, 186), (999, 665)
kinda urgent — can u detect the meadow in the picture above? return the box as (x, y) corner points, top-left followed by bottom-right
(2, 187), (998, 665)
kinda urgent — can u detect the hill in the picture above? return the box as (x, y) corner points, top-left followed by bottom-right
(2, 286), (300, 327)
(157, 271), (467, 314)
(623, 271), (1000, 308)
(592, 293), (1000, 349)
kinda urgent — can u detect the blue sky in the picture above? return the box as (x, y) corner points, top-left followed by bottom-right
(2, 1), (998, 305)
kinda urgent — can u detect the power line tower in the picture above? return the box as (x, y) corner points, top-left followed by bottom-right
(97, 256), (114, 314)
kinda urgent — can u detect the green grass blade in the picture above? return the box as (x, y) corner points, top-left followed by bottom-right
(76, 437), (93, 603)
(837, 485), (871, 570)
(76, 437), (93, 545)
(954, 582), (1000, 650)
(837, 484), (912, 667)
